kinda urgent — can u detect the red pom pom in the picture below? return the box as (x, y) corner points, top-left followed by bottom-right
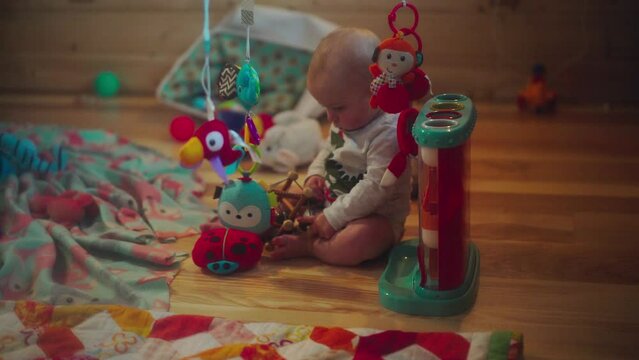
(169, 115), (195, 142)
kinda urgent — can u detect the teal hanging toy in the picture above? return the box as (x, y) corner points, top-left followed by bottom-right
(237, 0), (260, 111)
(214, 0), (261, 146)
(237, 62), (260, 110)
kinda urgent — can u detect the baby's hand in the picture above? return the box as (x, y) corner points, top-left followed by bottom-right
(299, 213), (335, 240)
(304, 175), (325, 199)
(313, 213), (336, 239)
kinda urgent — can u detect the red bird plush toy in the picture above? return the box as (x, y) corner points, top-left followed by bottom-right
(369, 31), (430, 114)
(178, 119), (242, 182)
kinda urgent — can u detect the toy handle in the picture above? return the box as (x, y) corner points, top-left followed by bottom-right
(245, 113), (261, 145)
(388, 2), (419, 34)
(398, 27), (423, 54)
(230, 144), (261, 176)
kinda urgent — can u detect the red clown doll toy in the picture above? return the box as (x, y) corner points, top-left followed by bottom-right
(369, 30), (430, 114)
(373, 2), (432, 187)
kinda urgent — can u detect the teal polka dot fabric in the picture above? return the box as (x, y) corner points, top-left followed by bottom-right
(159, 33), (312, 115)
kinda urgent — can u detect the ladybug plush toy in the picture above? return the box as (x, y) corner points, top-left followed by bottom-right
(192, 175), (272, 275)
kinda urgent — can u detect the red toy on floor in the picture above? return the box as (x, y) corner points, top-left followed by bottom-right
(29, 190), (98, 227)
(517, 63), (557, 114)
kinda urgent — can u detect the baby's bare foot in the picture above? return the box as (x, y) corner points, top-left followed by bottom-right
(269, 234), (312, 260)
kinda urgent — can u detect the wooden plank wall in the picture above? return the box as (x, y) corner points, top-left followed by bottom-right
(0, 0), (637, 104)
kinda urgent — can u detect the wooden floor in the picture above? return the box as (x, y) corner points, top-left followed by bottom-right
(1, 95), (638, 359)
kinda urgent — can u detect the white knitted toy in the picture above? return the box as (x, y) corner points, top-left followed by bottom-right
(259, 110), (322, 173)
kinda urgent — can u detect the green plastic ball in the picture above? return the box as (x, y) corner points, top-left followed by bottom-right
(94, 71), (120, 97)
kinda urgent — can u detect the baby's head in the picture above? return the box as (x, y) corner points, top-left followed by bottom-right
(307, 28), (380, 131)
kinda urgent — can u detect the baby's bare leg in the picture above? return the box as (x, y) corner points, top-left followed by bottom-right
(269, 215), (396, 264)
(311, 215), (396, 266)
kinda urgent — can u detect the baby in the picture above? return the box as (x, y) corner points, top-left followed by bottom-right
(269, 28), (411, 265)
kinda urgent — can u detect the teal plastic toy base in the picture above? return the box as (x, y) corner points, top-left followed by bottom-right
(379, 239), (480, 316)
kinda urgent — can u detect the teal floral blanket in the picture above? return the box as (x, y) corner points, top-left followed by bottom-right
(0, 124), (214, 310)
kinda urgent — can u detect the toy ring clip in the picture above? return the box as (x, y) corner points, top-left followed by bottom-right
(232, 144), (261, 176)
(388, 2), (420, 34)
(398, 27), (423, 53)
(398, 27), (423, 66)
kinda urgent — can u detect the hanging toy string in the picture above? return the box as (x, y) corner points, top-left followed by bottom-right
(241, 0), (254, 61)
(388, 2), (419, 35)
(201, 0), (215, 120)
(245, 22), (251, 61)
(240, 0), (261, 146)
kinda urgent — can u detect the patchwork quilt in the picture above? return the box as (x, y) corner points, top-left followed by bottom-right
(0, 301), (523, 359)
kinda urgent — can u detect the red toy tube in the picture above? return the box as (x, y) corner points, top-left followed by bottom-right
(418, 143), (469, 290)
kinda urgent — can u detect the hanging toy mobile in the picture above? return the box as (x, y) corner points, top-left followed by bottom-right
(216, 0), (262, 147)
(186, 0), (269, 275)
(375, 1), (432, 187)
(178, 0), (259, 184)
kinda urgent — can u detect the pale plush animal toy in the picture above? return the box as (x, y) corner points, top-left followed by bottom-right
(259, 110), (322, 173)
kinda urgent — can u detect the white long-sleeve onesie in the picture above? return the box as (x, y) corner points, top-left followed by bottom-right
(307, 113), (411, 240)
